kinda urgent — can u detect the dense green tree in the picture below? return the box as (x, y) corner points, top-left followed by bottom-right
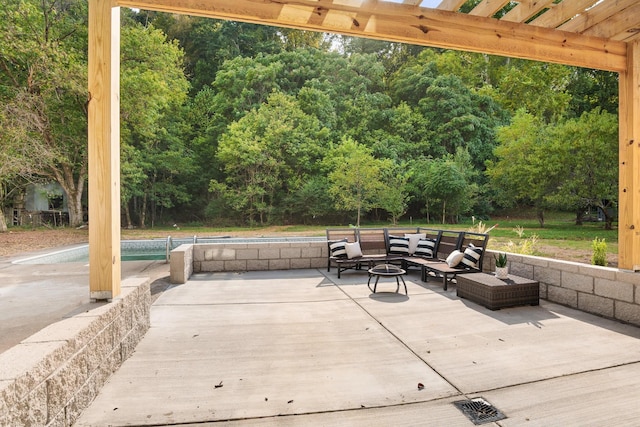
(493, 60), (572, 122)
(212, 92), (329, 224)
(0, 108), (48, 231)
(418, 74), (506, 169)
(0, 0), (89, 227)
(138, 13), (285, 94)
(410, 156), (470, 223)
(486, 110), (555, 226)
(388, 51), (439, 106)
(180, 86), (225, 214)
(566, 68), (618, 117)
(487, 108), (618, 228)
(286, 176), (335, 224)
(337, 36), (423, 76)
(544, 109), (618, 228)
(119, 23), (191, 227)
(368, 102), (430, 161)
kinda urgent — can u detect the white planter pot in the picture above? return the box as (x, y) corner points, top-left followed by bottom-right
(495, 266), (509, 279)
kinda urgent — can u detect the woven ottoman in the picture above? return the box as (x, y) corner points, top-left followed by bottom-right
(456, 272), (539, 310)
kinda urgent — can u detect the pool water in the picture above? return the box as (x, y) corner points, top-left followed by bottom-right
(14, 241), (172, 264)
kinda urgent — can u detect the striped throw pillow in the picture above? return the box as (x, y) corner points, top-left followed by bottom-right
(329, 239), (348, 258)
(460, 244), (483, 269)
(414, 238), (436, 258)
(388, 236), (410, 255)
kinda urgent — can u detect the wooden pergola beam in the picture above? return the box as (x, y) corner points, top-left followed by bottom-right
(618, 40), (640, 271)
(88, 0), (121, 300)
(116, 0), (627, 72)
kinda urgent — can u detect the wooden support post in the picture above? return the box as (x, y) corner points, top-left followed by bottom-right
(88, 0), (121, 300)
(618, 40), (640, 271)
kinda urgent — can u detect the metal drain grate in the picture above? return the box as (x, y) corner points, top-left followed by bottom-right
(453, 397), (506, 425)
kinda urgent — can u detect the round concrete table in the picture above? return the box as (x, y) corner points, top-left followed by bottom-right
(367, 264), (407, 294)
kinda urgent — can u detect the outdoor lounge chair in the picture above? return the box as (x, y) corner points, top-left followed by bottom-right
(401, 228), (443, 277)
(326, 228), (391, 278)
(423, 231), (489, 290)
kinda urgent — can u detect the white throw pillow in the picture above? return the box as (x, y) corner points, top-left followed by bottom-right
(445, 250), (464, 267)
(404, 233), (426, 255)
(345, 241), (363, 259)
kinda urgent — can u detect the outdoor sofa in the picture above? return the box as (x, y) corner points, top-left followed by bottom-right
(326, 227), (489, 289)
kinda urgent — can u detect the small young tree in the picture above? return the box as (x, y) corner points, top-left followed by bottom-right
(378, 163), (410, 225)
(326, 137), (389, 227)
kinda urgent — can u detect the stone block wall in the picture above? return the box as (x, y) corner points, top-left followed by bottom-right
(190, 241), (326, 277)
(0, 277), (151, 426)
(170, 244), (193, 284)
(483, 250), (640, 327)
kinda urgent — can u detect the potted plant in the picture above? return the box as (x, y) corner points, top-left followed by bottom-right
(494, 252), (508, 279)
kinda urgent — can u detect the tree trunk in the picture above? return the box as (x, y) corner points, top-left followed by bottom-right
(140, 193), (147, 228)
(442, 200), (446, 225)
(605, 215), (613, 230)
(575, 209), (584, 226)
(66, 187), (84, 228)
(124, 202), (133, 229)
(425, 200), (430, 223)
(0, 185), (7, 232)
(597, 202), (615, 230)
(537, 209), (545, 227)
(0, 209), (7, 232)
(51, 162), (86, 227)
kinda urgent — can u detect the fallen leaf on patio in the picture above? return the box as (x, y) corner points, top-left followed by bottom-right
(215, 381), (223, 388)
(417, 383), (424, 390)
(288, 400), (294, 404)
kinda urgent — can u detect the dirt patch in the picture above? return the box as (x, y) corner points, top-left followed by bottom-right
(0, 228), (89, 257)
(0, 226), (323, 258)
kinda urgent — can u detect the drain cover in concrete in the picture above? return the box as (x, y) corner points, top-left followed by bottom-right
(453, 397), (506, 425)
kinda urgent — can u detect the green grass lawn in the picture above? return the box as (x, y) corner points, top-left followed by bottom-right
(116, 210), (618, 262)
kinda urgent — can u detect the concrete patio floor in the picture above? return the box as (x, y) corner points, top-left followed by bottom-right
(0, 245), (169, 354)
(74, 268), (640, 426)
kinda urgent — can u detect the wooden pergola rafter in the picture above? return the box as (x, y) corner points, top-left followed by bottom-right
(87, 0), (640, 299)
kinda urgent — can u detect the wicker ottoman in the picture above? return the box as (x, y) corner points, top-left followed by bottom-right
(456, 273), (539, 310)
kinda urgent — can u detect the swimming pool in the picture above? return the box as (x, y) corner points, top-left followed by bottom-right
(13, 236), (326, 264)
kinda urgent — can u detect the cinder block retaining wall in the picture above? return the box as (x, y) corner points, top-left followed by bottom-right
(186, 241), (328, 274)
(173, 242), (640, 327)
(0, 277), (151, 427)
(491, 252), (640, 326)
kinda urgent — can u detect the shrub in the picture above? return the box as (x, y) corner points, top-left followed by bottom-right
(501, 234), (539, 255)
(591, 237), (607, 266)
